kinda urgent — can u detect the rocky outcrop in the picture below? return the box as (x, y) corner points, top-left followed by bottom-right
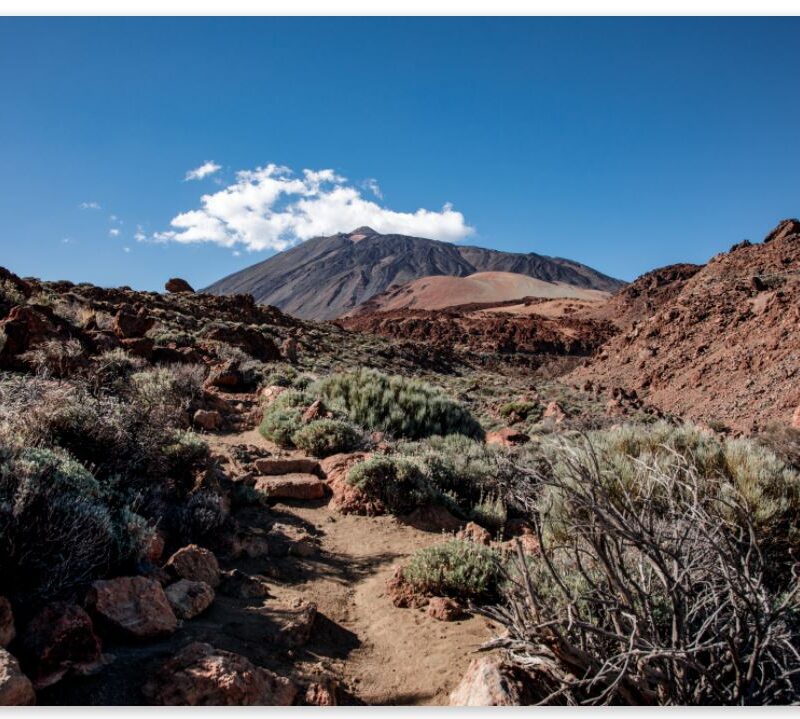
(0, 649), (35, 706)
(320, 452), (379, 515)
(254, 457), (322, 476)
(273, 599), (317, 648)
(86, 576), (178, 640)
(449, 656), (533, 706)
(165, 278), (195, 294)
(486, 427), (529, 447)
(427, 597), (466, 622)
(457, 522), (492, 546)
(19, 603), (102, 688)
(164, 580), (215, 620)
(142, 642), (296, 705)
(164, 545), (221, 588)
(193, 409), (223, 431)
(112, 308), (154, 339)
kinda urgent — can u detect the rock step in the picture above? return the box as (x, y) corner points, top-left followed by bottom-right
(254, 457), (323, 477)
(254, 474), (326, 500)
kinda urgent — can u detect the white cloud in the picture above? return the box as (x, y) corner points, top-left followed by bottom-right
(185, 161), (222, 182)
(363, 178), (383, 200)
(134, 225), (147, 242)
(79, 201), (101, 210)
(156, 164), (474, 251)
(109, 228), (120, 237)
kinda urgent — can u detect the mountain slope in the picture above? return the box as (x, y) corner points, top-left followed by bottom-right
(570, 219), (800, 432)
(347, 271), (611, 315)
(204, 227), (624, 320)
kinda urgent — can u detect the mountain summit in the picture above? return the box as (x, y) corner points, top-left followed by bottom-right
(204, 228), (624, 320)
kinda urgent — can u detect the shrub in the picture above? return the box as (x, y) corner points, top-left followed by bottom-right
(485, 423), (800, 705)
(470, 492), (507, 533)
(0, 446), (153, 602)
(347, 455), (433, 514)
(258, 389), (310, 447)
(22, 338), (85, 378)
(498, 400), (541, 422)
(312, 369), (484, 440)
(402, 539), (500, 599)
(291, 419), (361, 457)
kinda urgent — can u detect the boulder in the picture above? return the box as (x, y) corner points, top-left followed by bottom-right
(165, 278), (195, 294)
(19, 603), (102, 688)
(142, 642), (296, 705)
(281, 336), (299, 363)
(0, 648), (35, 706)
(274, 599), (317, 648)
(254, 474), (326, 501)
(193, 409), (223, 431)
(164, 545), (221, 588)
(386, 567), (427, 609)
(206, 359), (244, 390)
(0, 304), (80, 369)
(485, 427), (529, 447)
(304, 678), (338, 706)
(164, 580), (214, 620)
(301, 399), (328, 423)
(0, 598), (15, 648)
(764, 218), (800, 243)
(120, 336), (154, 360)
(86, 576), (178, 640)
(112, 308), (154, 339)
(449, 656), (531, 706)
(427, 597), (466, 622)
(542, 400), (567, 424)
(203, 325), (281, 363)
(320, 452), (381, 515)
(254, 457), (322, 476)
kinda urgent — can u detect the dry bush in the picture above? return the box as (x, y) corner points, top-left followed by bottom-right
(482, 427), (800, 705)
(22, 338), (85, 378)
(291, 418), (362, 457)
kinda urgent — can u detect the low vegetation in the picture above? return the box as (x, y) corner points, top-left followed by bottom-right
(291, 418), (361, 457)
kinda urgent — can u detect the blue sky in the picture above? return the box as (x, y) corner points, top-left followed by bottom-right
(1, 17), (798, 291)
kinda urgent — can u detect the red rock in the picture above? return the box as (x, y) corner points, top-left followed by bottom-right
(281, 337), (299, 363)
(274, 599), (317, 648)
(542, 400), (567, 423)
(254, 457), (322, 476)
(764, 218), (800, 243)
(386, 567), (427, 609)
(427, 597), (466, 622)
(486, 427), (529, 447)
(86, 576), (178, 640)
(20, 603), (102, 688)
(120, 336), (154, 360)
(304, 678), (338, 706)
(143, 642), (296, 706)
(458, 521), (492, 546)
(203, 325), (281, 362)
(164, 545), (221, 588)
(792, 405), (800, 429)
(450, 657), (529, 706)
(193, 409), (222, 431)
(254, 474), (325, 500)
(0, 598), (14, 648)
(112, 308), (154, 339)
(205, 360), (244, 390)
(219, 570), (270, 599)
(144, 531), (166, 563)
(165, 278), (195, 293)
(164, 580), (215, 620)
(301, 399), (327, 423)
(320, 452), (381, 515)
(0, 648), (35, 706)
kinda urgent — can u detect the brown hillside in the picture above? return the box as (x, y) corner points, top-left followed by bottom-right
(570, 219), (800, 432)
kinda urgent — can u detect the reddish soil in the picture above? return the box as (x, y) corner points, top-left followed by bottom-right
(570, 219), (800, 432)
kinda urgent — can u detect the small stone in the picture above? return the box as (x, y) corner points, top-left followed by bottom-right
(0, 648), (35, 706)
(164, 545), (221, 588)
(164, 580), (215, 620)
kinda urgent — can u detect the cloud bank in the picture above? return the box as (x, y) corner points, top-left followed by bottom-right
(155, 164), (473, 252)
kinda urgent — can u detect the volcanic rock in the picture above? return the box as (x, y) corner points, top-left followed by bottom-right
(164, 545), (221, 588)
(165, 278), (195, 294)
(164, 580), (215, 620)
(86, 577), (178, 641)
(427, 597), (466, 622)
(0, 648), (35, 706)
(254, 474), (326, 501)
(450, 656), (532, 706)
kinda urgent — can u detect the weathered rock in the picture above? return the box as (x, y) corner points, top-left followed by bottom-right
(764, 218), (800, 243)
(260, 385), (288, 405)
(304, 678), (338, 706)
(542, 400), (567, 424)
(205, 359), (244, 390)
(254, 457), (322, 476)
(386, 567), (427, 609)
(0, 304), (80, 369)
(403, 504), (463, 533)
(164, 545), (221, 588)
(427, 597), (466, 622)
(0, 598), (14, 648)
(193, 409), (223, 431)
(281, 336), (299, 363)
(320, 452), (381, 515)
(0, 648), (35, 706)
(143, 642), (297, 706)
(86, 576), (178, 640)
(203, 325), (281, 363)
(792, 405), (800, 429)
(274, 599), (317, 648)
(20, 603), (102, 688)
(112, 308), (154, 339)
(449, 656), (530, 706)
(144, 531), (166, 564)
(164, 580), (215, 620)
(301, 398), (328, 423)
(165, 278), (195, 294)
(219, 570), (270, 599)
(254, 474), (326, 500)
(120, 336), (154, 360)
(485, 427), (529, 447)
(457, 521), (492, 546)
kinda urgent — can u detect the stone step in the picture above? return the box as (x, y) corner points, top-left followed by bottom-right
(254, 457), (323, 477)
(254, 473), (326, 500)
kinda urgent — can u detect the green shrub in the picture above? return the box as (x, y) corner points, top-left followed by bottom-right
(312, 369), (484, 440)
(258, 389), (310, 447)
(470, 492), (507, 533)
(291, 419), (361, 457)
(498, 400), (541, 422)
(347, 455), (433, 514)
(402, 539), (500, 599)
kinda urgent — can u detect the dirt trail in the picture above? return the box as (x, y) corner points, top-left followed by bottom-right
(210, 429), (496, 705)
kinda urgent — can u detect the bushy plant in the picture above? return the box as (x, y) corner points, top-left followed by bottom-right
(258, 389), (310, 447)
(22, 338), (85, 378)
(347, 455), (433, 514)
(312, 369), (484, 440)
(402, 539), (501, 599)
(498, 400), (541, 422)
(470, 492), (507, 533)
(291, 419), (361, 457)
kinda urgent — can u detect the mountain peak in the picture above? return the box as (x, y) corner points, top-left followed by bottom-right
(349, 226), (379, 237)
